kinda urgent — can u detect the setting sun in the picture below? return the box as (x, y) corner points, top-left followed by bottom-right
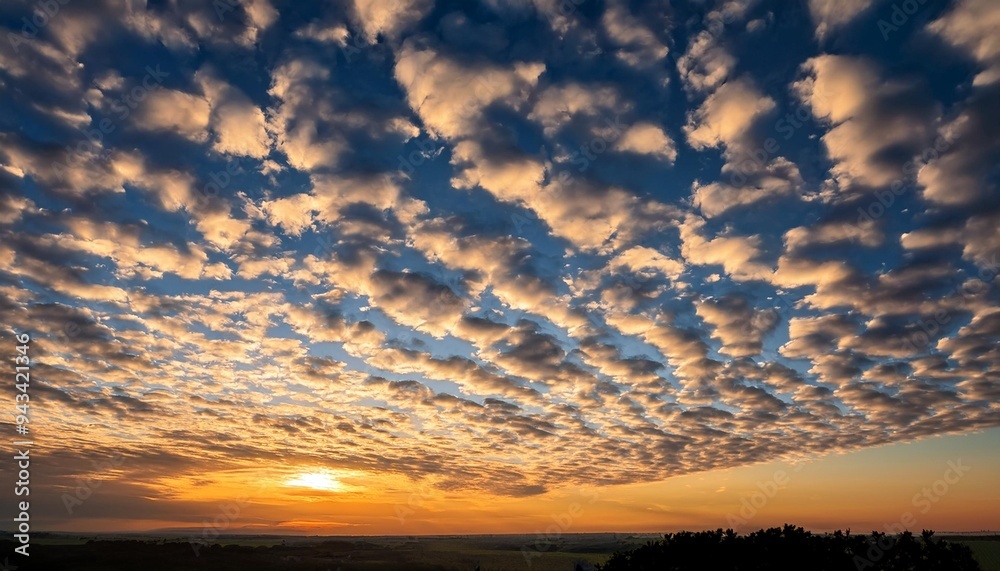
(285, 471), (346, 492)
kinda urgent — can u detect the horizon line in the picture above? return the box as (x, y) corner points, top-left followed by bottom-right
(18, 530), (1000, 537)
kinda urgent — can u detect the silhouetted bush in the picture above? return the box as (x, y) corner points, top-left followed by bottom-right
(597, 525), (980, 570)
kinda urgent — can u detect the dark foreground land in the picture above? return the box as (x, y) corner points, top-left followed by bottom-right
(2, 528), (997, 570)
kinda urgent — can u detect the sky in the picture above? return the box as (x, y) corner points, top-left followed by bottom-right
(0, 0), (998, 536)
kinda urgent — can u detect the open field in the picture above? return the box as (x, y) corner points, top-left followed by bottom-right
(5, 533), (997, 570)
(6, 533), (660, 570)
(951, 537), (1000, 571)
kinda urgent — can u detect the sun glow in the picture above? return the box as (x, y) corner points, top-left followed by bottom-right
(285, 471), (345, 492)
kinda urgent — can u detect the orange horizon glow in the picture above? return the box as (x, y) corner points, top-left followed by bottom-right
(29, 429), (1000, 536)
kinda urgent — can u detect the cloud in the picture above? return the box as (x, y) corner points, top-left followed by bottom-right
(927, 0), (1000, 87)
(677, 30), (736, 94)
(917, 0), (1000, 207)
(267, 59), (348, 171)
(123, 0), (278, 50)
(683, 62), (804, 217)
(693, 157), (803, 217)
(530, 83), (630, 137)
(902, 212), (1000, 270)
(259, 192), (317, 236)
(795, 55), (937, 192)
(449, 135), (673, 252)
(40, 216), (231, 280)
(294, 21), (350, 46)
(613, 122), (677, 163)
(679, 214), (771, 281)
(685, 77), (776, 151)
(808, 0), (875, 40)
(350, 0), (433, 43)
(196, 70), (272, 158)
(0, 235), (131, 303)
(133, 89), (211, 142)
(784, 218), (884, 252)
(367, 269), (468, 337)
(268, 55), (419, 174)
(395, 42), (544, 139)
(0, 191), (37, 225)
(782, 314), (859, 359)
(601, 0), (670, 77)
(610, 246), (686, 281)
(696, 294), (778, 357)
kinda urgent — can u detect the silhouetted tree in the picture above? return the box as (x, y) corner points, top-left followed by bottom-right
(597, 525), (980, 570)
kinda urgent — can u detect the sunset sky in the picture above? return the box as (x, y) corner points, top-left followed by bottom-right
(1, 0), (999, 536)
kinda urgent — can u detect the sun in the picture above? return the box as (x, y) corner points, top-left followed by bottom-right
(285, 471), (345, 492)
